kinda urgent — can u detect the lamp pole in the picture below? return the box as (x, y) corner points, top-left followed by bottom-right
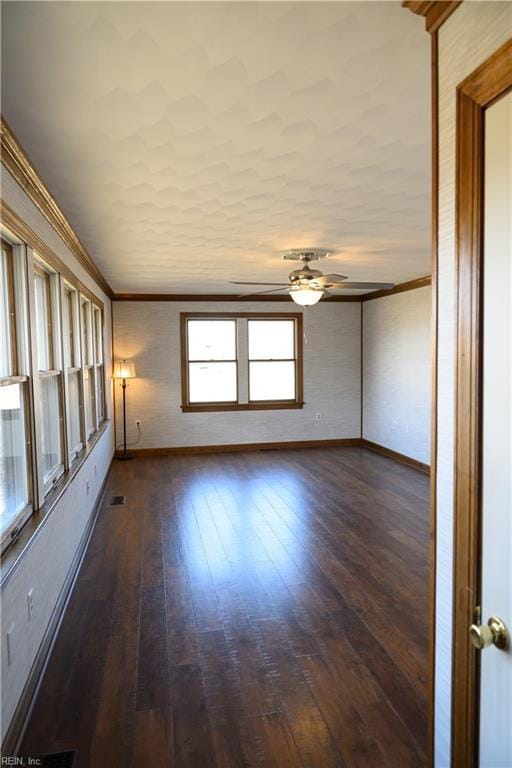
(118, 376), (134, 461)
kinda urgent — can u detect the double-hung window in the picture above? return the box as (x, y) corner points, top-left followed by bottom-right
(248, 319), (297, 402)
(34, 261), (64, 491)
(1, 240), (32, 547)
(181, 313), (303, 411)
(0, 229), (108, 555)
(186, 318), (237, 404)
(63, 284), (83, 461)
(93, 306), (105, 424)
(80, 297), (96, 440)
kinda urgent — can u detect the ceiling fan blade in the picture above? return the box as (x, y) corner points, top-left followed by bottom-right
(315, 273), (348, 284)
(326, 282), (395, 290)
(230, 281), (289, 286)
(237, 287), (289, 297)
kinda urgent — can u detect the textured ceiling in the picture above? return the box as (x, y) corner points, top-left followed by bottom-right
(1, 1), (430, 294)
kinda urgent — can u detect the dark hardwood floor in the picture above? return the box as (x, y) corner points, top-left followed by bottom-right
(20, 446), (429, 767)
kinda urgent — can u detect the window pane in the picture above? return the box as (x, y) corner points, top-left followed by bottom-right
(96, 364), (104, 422)
(64, 289), (75, 368)
(0, 383), (29, 533)
(1, 247), (13, 377)
(34, 272), (51, 370)
(249, 361), (295, 401)
(189, 362), (237, 403)
(188, 320), (236, 361)
(67, 370), (82, 454)
(248, 320), (295, 360)
(94, 308), (103, 364)
(81, 301), (92, 365)
(84, 366), (95, 437)
(39, 375), (63, 483)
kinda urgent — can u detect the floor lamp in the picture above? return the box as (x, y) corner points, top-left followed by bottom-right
(113, 360), (136, 460)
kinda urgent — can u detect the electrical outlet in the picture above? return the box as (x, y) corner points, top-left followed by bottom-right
(6, 623), (15, 665)
(27, 588), (34, 621)
(315, 413), (322, 421)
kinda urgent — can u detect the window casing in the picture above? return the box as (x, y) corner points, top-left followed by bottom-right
(63, 284), (83, 461)
(80, 298), (96, 440)
(34, 262), (64, 491)
(1, 239), (32, 549)
(93, 306), (105, 424)
(181, 312), (303, 412)
(0, 229), (108, 555)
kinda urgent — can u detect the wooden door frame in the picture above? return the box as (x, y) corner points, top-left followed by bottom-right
(452, 38), (512, 768)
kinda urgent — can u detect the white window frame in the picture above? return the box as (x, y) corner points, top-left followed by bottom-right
(33, 257), (65, 495)
(0, 236), (33, 550)
(80, 296), (97, 441)
(93, 305), (105, 425)
(1, 225), (110, 556)
(62, 282), (83, 462)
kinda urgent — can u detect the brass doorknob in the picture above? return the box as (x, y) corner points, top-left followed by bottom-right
(470, 616), (509, 651)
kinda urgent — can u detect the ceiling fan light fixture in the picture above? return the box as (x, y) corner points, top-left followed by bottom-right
(289, 287), (324, 306)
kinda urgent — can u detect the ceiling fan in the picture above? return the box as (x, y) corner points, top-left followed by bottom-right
(230, 249), (394, 306)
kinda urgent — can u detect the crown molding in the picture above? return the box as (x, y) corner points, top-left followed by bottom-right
(0, 116), (113, 298)
(113, 292), (363, 302)
(113, 277), (432, 303)
(1, 200), (105, 311)
(361, 275), (431, 301)
(402, 0), (462, 33)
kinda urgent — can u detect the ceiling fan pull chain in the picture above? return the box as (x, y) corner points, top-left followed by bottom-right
(303, 307), (308, 344)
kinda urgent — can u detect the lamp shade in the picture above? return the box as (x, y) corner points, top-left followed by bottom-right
(113, 360), (136, 379)
(289, 287), (324, 306)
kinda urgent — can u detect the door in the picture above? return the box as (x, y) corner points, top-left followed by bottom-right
(452, 40), (512, 768)
(479, 90), (512, 768)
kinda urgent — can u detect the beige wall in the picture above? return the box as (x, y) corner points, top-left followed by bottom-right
(0, 166), (115, 738)
(436, 3), (512, 766)
(113, 300), (362, 448)
(363, 286), (431, 464)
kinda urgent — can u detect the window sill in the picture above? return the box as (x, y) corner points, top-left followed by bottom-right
(181, 402), (304, 413)
(0, 419), (111, 586)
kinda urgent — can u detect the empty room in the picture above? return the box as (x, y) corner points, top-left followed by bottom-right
(1, 2), (511, 767)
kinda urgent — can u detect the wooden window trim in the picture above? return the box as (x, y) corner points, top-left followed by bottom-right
(452, 39), (512, 768)
(180, 312), (304, 412)
(1, 238), (18, 376)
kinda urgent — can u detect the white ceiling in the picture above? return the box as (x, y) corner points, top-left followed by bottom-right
(1, 1), (430, 294)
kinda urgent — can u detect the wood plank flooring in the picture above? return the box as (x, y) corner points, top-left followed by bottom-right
(19, 446), (429, 767)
